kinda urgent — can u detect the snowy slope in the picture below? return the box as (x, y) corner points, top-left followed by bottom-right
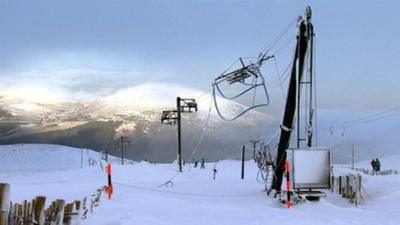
(0, 144), (101, 172)
(0, 144), (125, 172)
(1, 144), (399, 225)
(332, 156), (400, 214)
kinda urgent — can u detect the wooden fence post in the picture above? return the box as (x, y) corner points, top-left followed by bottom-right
(63, 203), (73, 225)
(54, 199), (65, 225)
(34, 196), (46, 225)
(0, 183), (10, 225)
(74, 200), (82, 225)
(1, 185), (102, 225)
(13, 203), (23, 224)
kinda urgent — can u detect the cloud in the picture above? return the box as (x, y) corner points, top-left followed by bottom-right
(0, 68), (168, 101)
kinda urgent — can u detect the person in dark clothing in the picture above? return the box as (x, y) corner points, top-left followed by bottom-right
(375, 158), (381, 175)
(194, 161), (198, 168)
(371, 159), (376, 175)
(200, 158), (206, 169)
(212, 168), (217, 180)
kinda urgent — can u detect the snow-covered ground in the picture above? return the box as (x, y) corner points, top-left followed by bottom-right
(1, 144), (399, 225)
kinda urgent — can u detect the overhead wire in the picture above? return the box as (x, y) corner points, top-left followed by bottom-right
(275, 61), (292, 84)
(194, 90), (211, 101)
(329, 106), (400, 132)
(272, 57), (286, 99)
(330, 107), (400, 129)
(271, 36), (296, 56)
(340, 111), (400, 129)
(189, 94), (214, 158)
(260, 17), (298, 55)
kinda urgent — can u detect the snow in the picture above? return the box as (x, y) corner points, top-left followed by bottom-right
(1, 144), (400, 225)
(0, 82), (269, 139)
(0, 144), (101, 172)
(0, 82), (257, 120)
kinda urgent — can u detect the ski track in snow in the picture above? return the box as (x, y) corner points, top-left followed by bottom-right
(0, 144), (399, 225)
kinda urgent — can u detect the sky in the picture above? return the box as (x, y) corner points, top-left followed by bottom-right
(0, 0), (399, 111)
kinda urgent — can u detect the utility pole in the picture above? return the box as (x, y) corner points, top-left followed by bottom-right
(241, 146), (245, 179)
(161, 97), (198, 172)
(177, 97), (182, 172)
(120, 136), (128, 165)
(105, 148), (108, 162)
(81, 148), (83, 168)
(249, 138), (260, 161)
(121, 136), (124, 165)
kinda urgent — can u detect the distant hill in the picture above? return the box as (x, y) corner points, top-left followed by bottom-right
(0, 83), (273, 162)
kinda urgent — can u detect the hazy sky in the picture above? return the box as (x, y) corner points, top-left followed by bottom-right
(0, 0), (399, 110)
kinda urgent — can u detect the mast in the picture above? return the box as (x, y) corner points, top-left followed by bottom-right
(306, 9), (314, 148)
(272, 7), (313, 192)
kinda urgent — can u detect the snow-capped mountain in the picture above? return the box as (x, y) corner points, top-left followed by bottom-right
(0, 83), (274, 162)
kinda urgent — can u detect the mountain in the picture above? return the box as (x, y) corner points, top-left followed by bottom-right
(0, 83), (275, 162)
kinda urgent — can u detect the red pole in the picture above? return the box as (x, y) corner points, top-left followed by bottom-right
(285, 160), (293, 208)
(107, 163), (113, 199)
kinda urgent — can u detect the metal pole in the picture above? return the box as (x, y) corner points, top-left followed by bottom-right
(253, 142), (256, 160)
(352, 144), (355, 170)
(80, 148), (83, 168)
(107, 163), (113, 199)
(296, 33), (301, 149)
(241, 146), (245, 179)
(308, 22), (314, 148)
(177, 97), (182, 172)
(285, 160), (293, 208)
(121, 136), (124, 165)
(106, 148), (108, 162)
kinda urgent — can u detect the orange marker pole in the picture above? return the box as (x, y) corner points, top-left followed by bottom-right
(107, 163), (113, 199)
(285, 160), (292, 208)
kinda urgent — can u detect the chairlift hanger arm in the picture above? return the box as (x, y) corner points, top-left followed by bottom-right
(214, 55), (274, 85)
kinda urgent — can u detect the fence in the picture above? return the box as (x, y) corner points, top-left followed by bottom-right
(331, 174), (363, 207)
(354, 168), (399, 176)
(0, 183), (105, 225)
